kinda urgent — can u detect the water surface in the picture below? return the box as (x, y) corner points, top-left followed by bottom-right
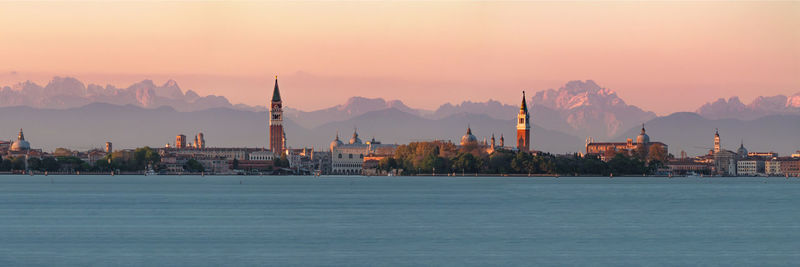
(1, 175), (798, 266)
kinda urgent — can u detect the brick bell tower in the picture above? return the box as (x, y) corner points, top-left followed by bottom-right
(269, 76), (284, 154)
(516, 91), (530, 152)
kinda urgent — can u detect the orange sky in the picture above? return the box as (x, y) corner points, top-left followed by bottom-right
(0, 1), (797, 114)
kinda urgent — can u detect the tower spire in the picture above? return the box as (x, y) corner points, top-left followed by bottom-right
(520, 91), (528, 112)
(272, 76), (281, 102)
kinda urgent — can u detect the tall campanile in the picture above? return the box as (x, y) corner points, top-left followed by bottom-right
(269, 76), (284, 154)
(516, 91), (531, 152)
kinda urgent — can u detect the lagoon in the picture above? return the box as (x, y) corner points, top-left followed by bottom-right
(0, 175), (799, 266)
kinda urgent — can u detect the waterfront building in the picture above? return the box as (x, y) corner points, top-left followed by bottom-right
(330, 129), (397, 175)
(766, 157), (800, 176)
(331, 129), (369, 175)
(665, 158), (712, 175)
(87, 149), (107, 164)
(766, 159), (782, 176)
(714, 149), (737, 176)
(269, 76), (285, 155)
(516, 91), (531, 152)
(793, 151), (800, 158)
(710, 130), (741, 176)
(311, 150), (332, 174)
(585, 125), (668, 161)
(736, 158), (765, 176)
(248, 151), (275, 161)
(780, 159), (800, 176)
(176, 134), (187, 149)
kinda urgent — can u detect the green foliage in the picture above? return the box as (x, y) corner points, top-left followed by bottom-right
(274, 154), (290, 168)
(487, 150), (513, 174)
(378, 157), (397, 172)
(183, 159), (205, 172)
(385, 141), (659, 176)
(232, 158), (240, 170)
(451, 152), (481, 173)
(134, 146), (160, 169)
(55, 156), (87, 172)
(608, 154), (647, 175)
(27, 157), (42, 171)
(41, 157), (59, 172)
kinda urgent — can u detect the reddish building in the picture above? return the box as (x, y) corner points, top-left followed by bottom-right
(269, 76), (284, 154)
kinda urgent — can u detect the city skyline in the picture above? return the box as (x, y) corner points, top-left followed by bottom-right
(1, 1), (798, 115)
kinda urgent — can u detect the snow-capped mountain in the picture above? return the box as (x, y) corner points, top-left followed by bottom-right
(529, 80), (657, 140)
(697, 92), (800, 120)
(0, 76), (235, 111)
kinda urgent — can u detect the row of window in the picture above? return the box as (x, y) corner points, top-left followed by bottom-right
(337, 153), (364, 159)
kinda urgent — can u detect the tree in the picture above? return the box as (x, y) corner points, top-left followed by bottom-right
(452, 152), (480, 174)
(134, 146), (160, 170)
(56, 156), (86, 172)
(42, 157), (59, 172)
(184, 159), (205, 172)
(27, 157), (42, 171)
(511, 152), (533, 174)
(608, 154), (647, 175)
(647, 143), (667, 163)
(274, 153), (289, 168)
(10, 157), (26, 170)
(232, 158), (240, 170)
(487, 151), (513, 174)
(0, 158), (10, 171)
(378, 157), (397, 172)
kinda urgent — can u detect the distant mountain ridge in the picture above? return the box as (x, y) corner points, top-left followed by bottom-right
(697, 93), (800, 120)
(615, 112), (800, 156)
(0, 104), (584, 154)
(3, 76), (798, 155)
(0, 76), (240, 112)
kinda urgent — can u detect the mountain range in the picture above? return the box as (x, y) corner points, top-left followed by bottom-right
(1, 77), (798, 155)
(0, 76), (249, 112)
(696, 93), (800, 120)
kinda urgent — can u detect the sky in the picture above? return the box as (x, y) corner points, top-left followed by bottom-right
(0, 1), (797, 115)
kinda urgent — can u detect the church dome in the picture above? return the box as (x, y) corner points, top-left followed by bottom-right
(10, 129), (30, 151)
(737, 142), (748, 156)
(330, 132), (344, 150)
(636, 125), (650, 144)
(349, 129), (362, 144)
(460, 127), (478, 146)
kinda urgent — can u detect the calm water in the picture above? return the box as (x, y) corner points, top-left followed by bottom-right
(1, 175), (799, 266)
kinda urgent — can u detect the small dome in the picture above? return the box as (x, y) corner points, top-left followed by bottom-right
(10, 129), (30, 151)
(737, 142), (748, 156)
(460, 127), (478, 146)
(636, 125), (650, 144)
(330, 132), (344, 150)
(349, 129), (362, 144)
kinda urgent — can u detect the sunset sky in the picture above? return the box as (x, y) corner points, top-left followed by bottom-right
(0, 1), (797, 115)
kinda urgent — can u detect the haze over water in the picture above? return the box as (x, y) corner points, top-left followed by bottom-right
(1, 175), (799, 266)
